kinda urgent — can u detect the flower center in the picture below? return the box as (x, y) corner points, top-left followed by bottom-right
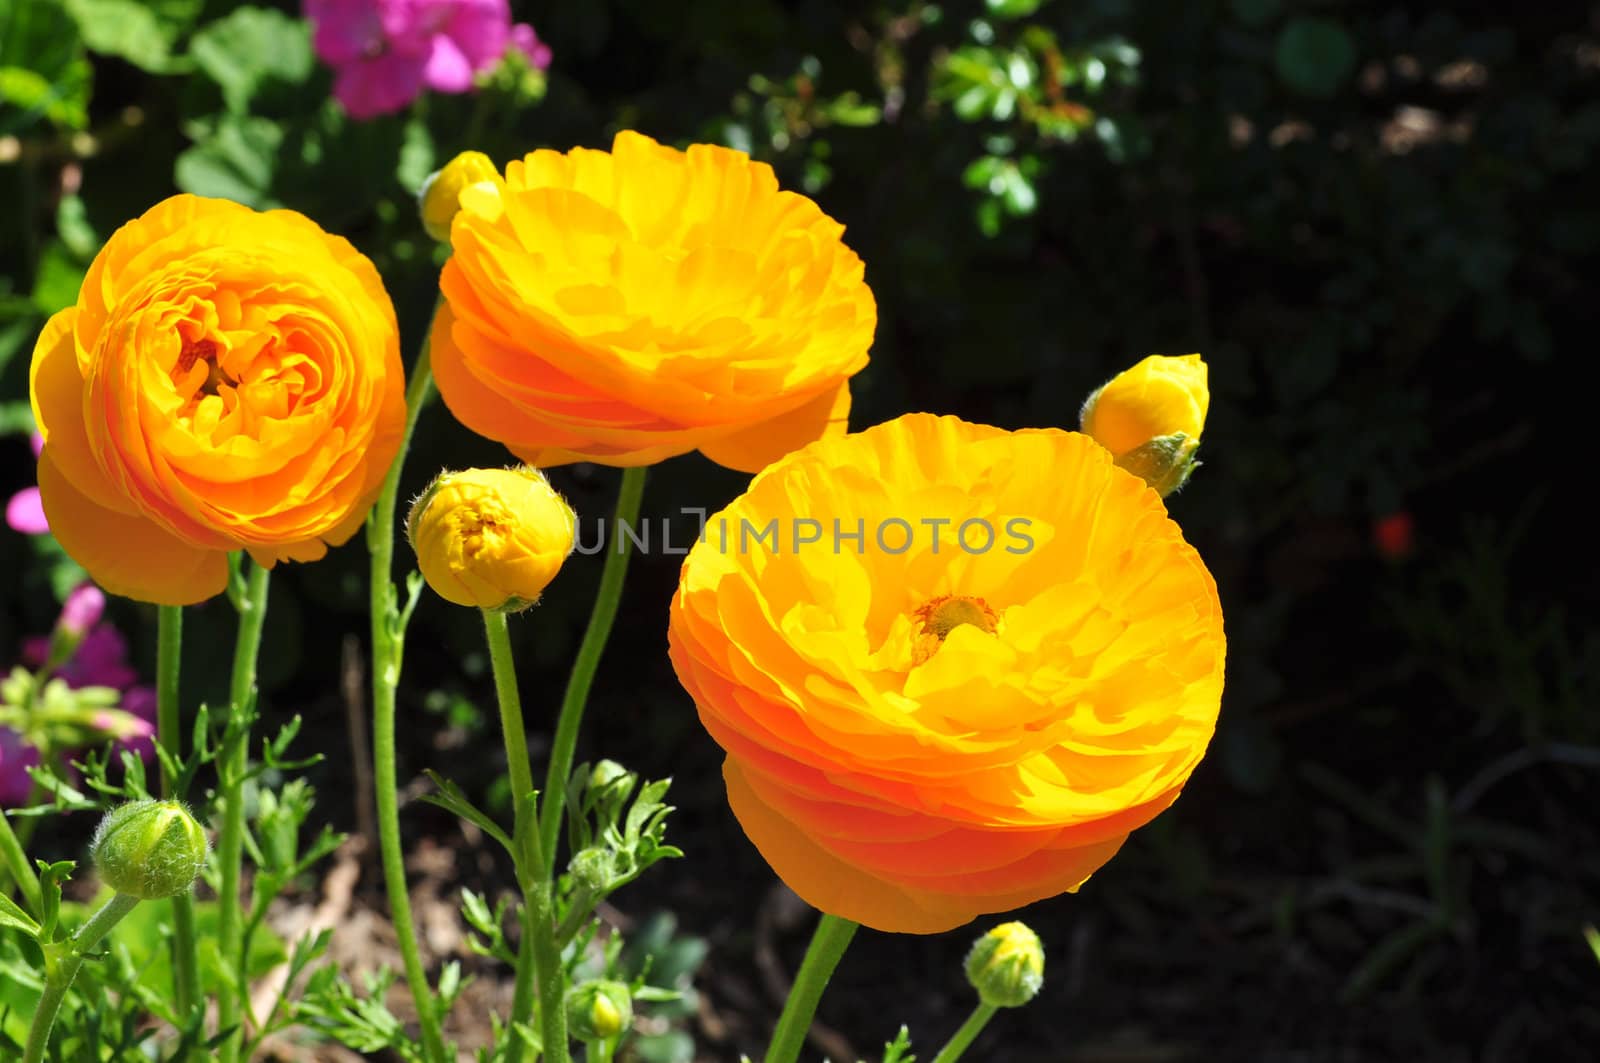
(911, 594), (998, 665)
(175, 337), (235, 397)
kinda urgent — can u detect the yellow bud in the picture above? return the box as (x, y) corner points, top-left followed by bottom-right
(406, 466), (577, 611)
(417, 150), (504, 242)
(1080, 354), (1208, 496)
(1080, 353), (1209, 457)
(565, 979), (633, 1041)
(963, 921), (1044, 1008)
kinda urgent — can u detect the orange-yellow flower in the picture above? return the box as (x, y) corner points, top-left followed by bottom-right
(29, 194), (405, 605)
(668, 414), (1225, 934)
(431, 130), (876, 472)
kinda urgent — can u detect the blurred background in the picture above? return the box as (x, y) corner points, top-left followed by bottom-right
(1, 0), (1595, 1059)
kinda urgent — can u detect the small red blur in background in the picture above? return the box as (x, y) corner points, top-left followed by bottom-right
(1373, 511), (1415, 561)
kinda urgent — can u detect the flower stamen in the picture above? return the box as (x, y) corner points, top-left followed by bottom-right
(911, 594), (999, 664)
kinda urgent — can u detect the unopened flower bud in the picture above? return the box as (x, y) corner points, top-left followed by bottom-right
(1080, 354), (1209, 496)
(565, 979), (633, 1041)
(92, 799), (208, 899)
(964, 921), (1044, 1008)
(590, 759), (630, 790)
(418, 150), (504, 241)
(568, 847), (615, 894)
(406, 466), (577, 611)
(45, 583), (106, 669)
(59, 583), (105, 640)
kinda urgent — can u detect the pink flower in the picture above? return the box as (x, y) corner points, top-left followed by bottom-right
(6, 432), (48, 535)
(304, 0), (548, 118)
(24, 625), (139, 691)
(511, 22), (551, 70)
(0, 729), (39, 808)
(59, 583), (106, 642)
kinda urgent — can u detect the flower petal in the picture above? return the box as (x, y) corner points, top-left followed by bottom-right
(38, 450), (229, 605)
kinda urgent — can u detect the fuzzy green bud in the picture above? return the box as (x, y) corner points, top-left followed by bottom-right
(590, 759), (630, 790)
(565, 979), (633, 1041)
(963, 921), (1045, 1008)
(91, 799), (208, 899)
(568, 847), (615, 894)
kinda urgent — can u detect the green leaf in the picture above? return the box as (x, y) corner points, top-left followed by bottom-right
(189, 6), (313, 114)
(0, 0), (92, 132)
(61, 0), (194, 73)
(174, 114), (283, 208)
(984, 0), (1043, 21)
(396, 116), (437, 197)
(30, 241), (85, 316)
(1274, 16), (1357, 99)
(0, 893), (39, 938)
(420, 770), (516, 865)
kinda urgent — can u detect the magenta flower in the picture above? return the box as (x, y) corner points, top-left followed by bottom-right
(0, 728), (38, 808)
(5, 432), (47, 535)
(4, 592), (157, 809)
(304, 0), (550, 119)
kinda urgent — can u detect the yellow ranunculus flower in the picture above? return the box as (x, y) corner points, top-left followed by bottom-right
(29, 194), (405, 605)
(1080, 353), (1209, 457)
(406, 466), (576, 611)
(431, 130), (876, 472)
(668, 414), (1225, 934)
(418, 150), (505, 242)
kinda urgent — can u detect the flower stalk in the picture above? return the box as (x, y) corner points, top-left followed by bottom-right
(536, 466), (647, 866)
(156, 604), (200, 1020)
(215, 561), (270, 1063)
(367, 317), (450, 1063)
(22, 891), (142, 1063)
(482, 608), (569, 1063)
(928, 1003), (999, 1063)
(762, 912), (859, 1063)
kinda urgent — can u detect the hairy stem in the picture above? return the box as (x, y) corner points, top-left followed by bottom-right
(22, 892), (141, 1063)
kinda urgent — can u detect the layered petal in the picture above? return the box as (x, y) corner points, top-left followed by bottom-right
(667, 414), (1225, 933)
(433, 131), (875, 470)
(29, 193), (404, 604)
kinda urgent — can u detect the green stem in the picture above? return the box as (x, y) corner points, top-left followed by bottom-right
(536, 466), (647, 866)
(762, 913), (859, 1063)
(368, 325), (450, 1063)
(928, 1002), (999, 1063)
(215, 562), (270, 1063)
(482, 610), (535, 813)
(157, 605), (200, 1023)
(482, 609), (568, 1063)
(22, 892), (141, 1063)
(524, 832), (569, 1063)
(0, 809), (41, 915)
